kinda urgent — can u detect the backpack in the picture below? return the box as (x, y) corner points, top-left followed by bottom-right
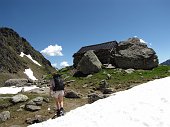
(52, 75), (64, 91)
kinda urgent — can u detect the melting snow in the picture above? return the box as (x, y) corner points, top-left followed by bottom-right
(0, 85), (38, 94)
(20, 52), (41, 66)
(24, 68), (37, 81)
(28, 77), (170, 127)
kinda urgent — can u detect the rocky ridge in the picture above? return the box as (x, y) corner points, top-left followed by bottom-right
(0, 27), (56, 86)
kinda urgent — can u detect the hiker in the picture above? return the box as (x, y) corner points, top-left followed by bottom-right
(49, 73), (65, 117)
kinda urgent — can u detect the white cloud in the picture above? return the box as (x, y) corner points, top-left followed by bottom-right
(40, 44), (63, 56)
(60, 61), (69, 67)
(51, 63), (58, 68)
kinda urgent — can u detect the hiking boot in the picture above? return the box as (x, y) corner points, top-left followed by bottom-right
(60, 107), (65, 116)
(56, 109), (61, 117)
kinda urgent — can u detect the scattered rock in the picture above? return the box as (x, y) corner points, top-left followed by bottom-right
(103, 64), (115, 69)
(0, 111), (10, 122)
(86, 74), (93, 78)
(11, 94), (28, 104)
(88, 93), (104, 103)
(103, 88), (115, 94)
(125, 68), (135, 74)
(31, 97), (44, 106)
(106, 74), (111, 79)
(98, 80), (109, 90)
(25, 105), (41, 112)
(65, 90), (81, 98)
(26, 115), (45, 124)
(65, 80), (76, 85)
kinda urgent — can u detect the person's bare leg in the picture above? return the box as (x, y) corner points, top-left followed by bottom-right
(58, 95), (64, 108)
(55, 97), (60, 109)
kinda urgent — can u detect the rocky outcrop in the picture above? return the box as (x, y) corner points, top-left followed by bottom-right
(77, 50), (102, 75)
(73, 41), (118, 67)
(0, 27), (56, 86)
(114, 38), (158, 69)
(73, 38), (158, 71)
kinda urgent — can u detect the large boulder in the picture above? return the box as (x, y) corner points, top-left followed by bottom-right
(114, 38), (158, 69)
(5, 79), (28, 86)
(77, 50), (102, 75)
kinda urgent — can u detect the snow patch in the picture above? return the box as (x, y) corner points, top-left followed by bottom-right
(140, 38), (147, 43)
(28, 77), (170, 127)
(0, 85), (38, 94)
(20, 52), (41, 66)
(24, 68), (37, 81)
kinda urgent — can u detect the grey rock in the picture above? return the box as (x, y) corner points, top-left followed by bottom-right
(65, 90), (81, 98)
(98, 80), (109, 90)
(5, 79), (28, 86)
(103, 88), (115, 94)
(31, 97), (44, 106)
(26, 115), (45, 124)
(11, 94), (28, 104)
(125, 68), (135, 74)
(0, 111), (10, 122)
(107, 73), (111, 79)
(25, 105), (41, 112)
(26, 97), (44, 106)
(88, 93), (104, 103)
(115, 37), (158, 69)
(77, 50), (102, 75)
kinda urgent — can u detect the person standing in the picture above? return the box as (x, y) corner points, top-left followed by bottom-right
(49, 73), (65, 117)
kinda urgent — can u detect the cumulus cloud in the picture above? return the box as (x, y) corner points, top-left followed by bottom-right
(40, 44), (63, 56)
(60, 61), (69, 67)
(51, 63), (58, 68)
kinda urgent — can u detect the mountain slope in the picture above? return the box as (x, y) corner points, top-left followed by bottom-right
(0, 27), (56, 85)
(161, 59), (170, 65)
(28, 77), (170, 127)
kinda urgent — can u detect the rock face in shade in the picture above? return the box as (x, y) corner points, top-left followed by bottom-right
(114, 37), (158, 69)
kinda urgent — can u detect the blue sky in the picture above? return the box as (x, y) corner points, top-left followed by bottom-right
(0, 0), (170, 68)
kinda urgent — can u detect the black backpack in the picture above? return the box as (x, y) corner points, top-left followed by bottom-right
(52, 75), (64, 91)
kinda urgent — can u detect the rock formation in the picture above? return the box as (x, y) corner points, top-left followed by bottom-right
(77, 50), (102, 75)
(74, 37), (158, 71)
(114, 37), (158, 69)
